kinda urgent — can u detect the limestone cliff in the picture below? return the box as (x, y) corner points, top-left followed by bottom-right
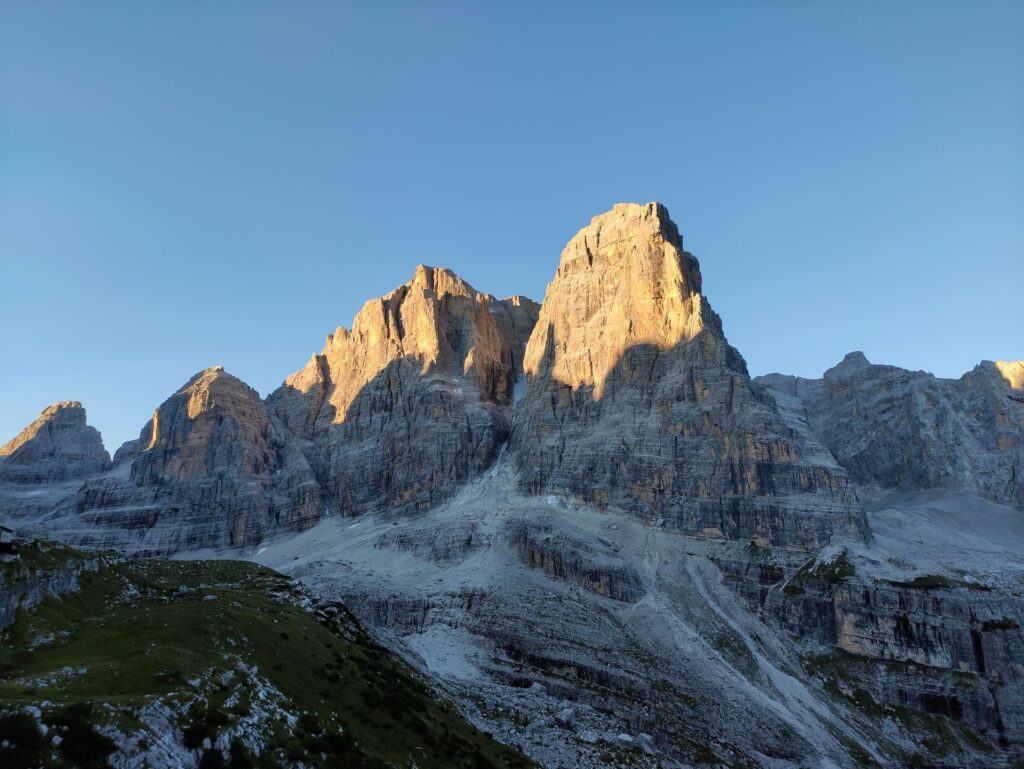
(268, 265), (540, 516)
(757, 352), (1024, 509)
(0, 401), (109, 483)
(512, 203), (868, 550)
(62, 367), (323, 554)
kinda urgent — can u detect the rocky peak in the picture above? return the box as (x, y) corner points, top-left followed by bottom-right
(513, 203), (867, 550)
(41, 366), (327, 553)
(757, 355), (1024, 510)
(268, 265), (540, 517)
(525, 202), (721, 398)
(0, 401), (109, 483)
(274, 265), (538, 435)
(828, 351), (872, 374)
(134, 366), (275, 482)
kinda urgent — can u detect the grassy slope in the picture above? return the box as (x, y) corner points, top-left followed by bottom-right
(0, 541), (533, 769)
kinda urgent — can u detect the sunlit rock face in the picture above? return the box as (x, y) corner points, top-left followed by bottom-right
(268, 266), (540, 516)
(512, 203), (868, 550)
(0, 401), (109, 483)
(61, 367), (323, 554)
(757, 353), (1024, 509)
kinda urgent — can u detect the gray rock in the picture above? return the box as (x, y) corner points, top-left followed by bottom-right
(0, 401), (109, 483)
(638, 733), (655, 754)
(757, 353), (1024, 510)
(31, 367), (324, 554)
(268, 265), (539, 517)
(512, 203), (868, 551)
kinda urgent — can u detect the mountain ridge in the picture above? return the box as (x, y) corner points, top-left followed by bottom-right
(2, 202), (1022, 768)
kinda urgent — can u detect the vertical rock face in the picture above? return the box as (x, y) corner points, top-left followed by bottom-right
(133, 367), (280, 483)
(757, 353), (1024, 509)
(0, 401), (109, 483)
(269, 266), (539, 516)
(512, 203), (867, 550)
(66, 367), (323, 554)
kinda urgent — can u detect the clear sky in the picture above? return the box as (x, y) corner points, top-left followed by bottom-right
(1, 1), (1021, 452)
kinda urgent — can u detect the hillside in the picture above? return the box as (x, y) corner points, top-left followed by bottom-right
(0, 540), (533, 769)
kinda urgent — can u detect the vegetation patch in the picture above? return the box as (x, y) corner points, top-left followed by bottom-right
(0, 542), (533, 768)
(802, 649), (996, 763)
(884, 575), (991, 592)
(792, 548), (855, 588)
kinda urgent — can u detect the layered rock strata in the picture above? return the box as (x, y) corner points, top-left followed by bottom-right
(757, 352), (1024, 508)
(0, 401), (109, 483)
(269, 265), (539, 516)
(512, 203), (868, 550)
(58, 367), (322, 554)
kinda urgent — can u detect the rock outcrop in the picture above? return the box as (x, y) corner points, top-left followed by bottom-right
(757, 352), (1024, 509)
(758, 491), (1024, 756)
(0, 402), (109, 483)
(58, 367), (322, 554)
(269, 265), (539, 516)
(512, 203), (868, 550)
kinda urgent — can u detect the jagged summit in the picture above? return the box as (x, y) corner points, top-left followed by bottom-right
(0, 400), (109, 483)
(134, 366), (277, 481)
(830, 351), (871, 372)
(514, 203), (867, 549)
(757, 353), (1024, 509)
(268, 263), (540, 516)
(40, 365), (326, 553)
(277, 264), (538, 432)
(2, 401), (83, 456)
(527, 202), (721, 398)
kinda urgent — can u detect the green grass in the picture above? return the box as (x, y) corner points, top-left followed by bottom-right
(884, 575), (991, 592)
(803, 649), (996, 762)
(0, 542), (533, 769)
(789, 548), (855, 591)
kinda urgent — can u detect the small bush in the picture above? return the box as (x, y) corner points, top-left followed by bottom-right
(49, 703), (117, 768)
(0, 711), (46, 769)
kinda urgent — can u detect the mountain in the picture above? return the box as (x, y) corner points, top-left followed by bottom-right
(0, 402), (109, 484)
(268, 265), (539, 517)
(513, 203), (867, 550)
(756, 352), (1024, 509)
(1, 202), (1022, 768)
(20, 367), (323, 555)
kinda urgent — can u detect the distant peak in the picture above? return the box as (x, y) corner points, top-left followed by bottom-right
(834, 351), (871, 371)
(179, 365), (235, 391)
(2, 402), (88, 456)
(29, 401), (88, 428)
(843, 351), (869, 364)
(0, 399), (108, 476)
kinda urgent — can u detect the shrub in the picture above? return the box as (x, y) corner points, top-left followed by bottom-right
(0, 711), (46, 769)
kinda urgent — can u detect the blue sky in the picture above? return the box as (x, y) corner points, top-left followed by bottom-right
(1, 1), (1021, 451)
